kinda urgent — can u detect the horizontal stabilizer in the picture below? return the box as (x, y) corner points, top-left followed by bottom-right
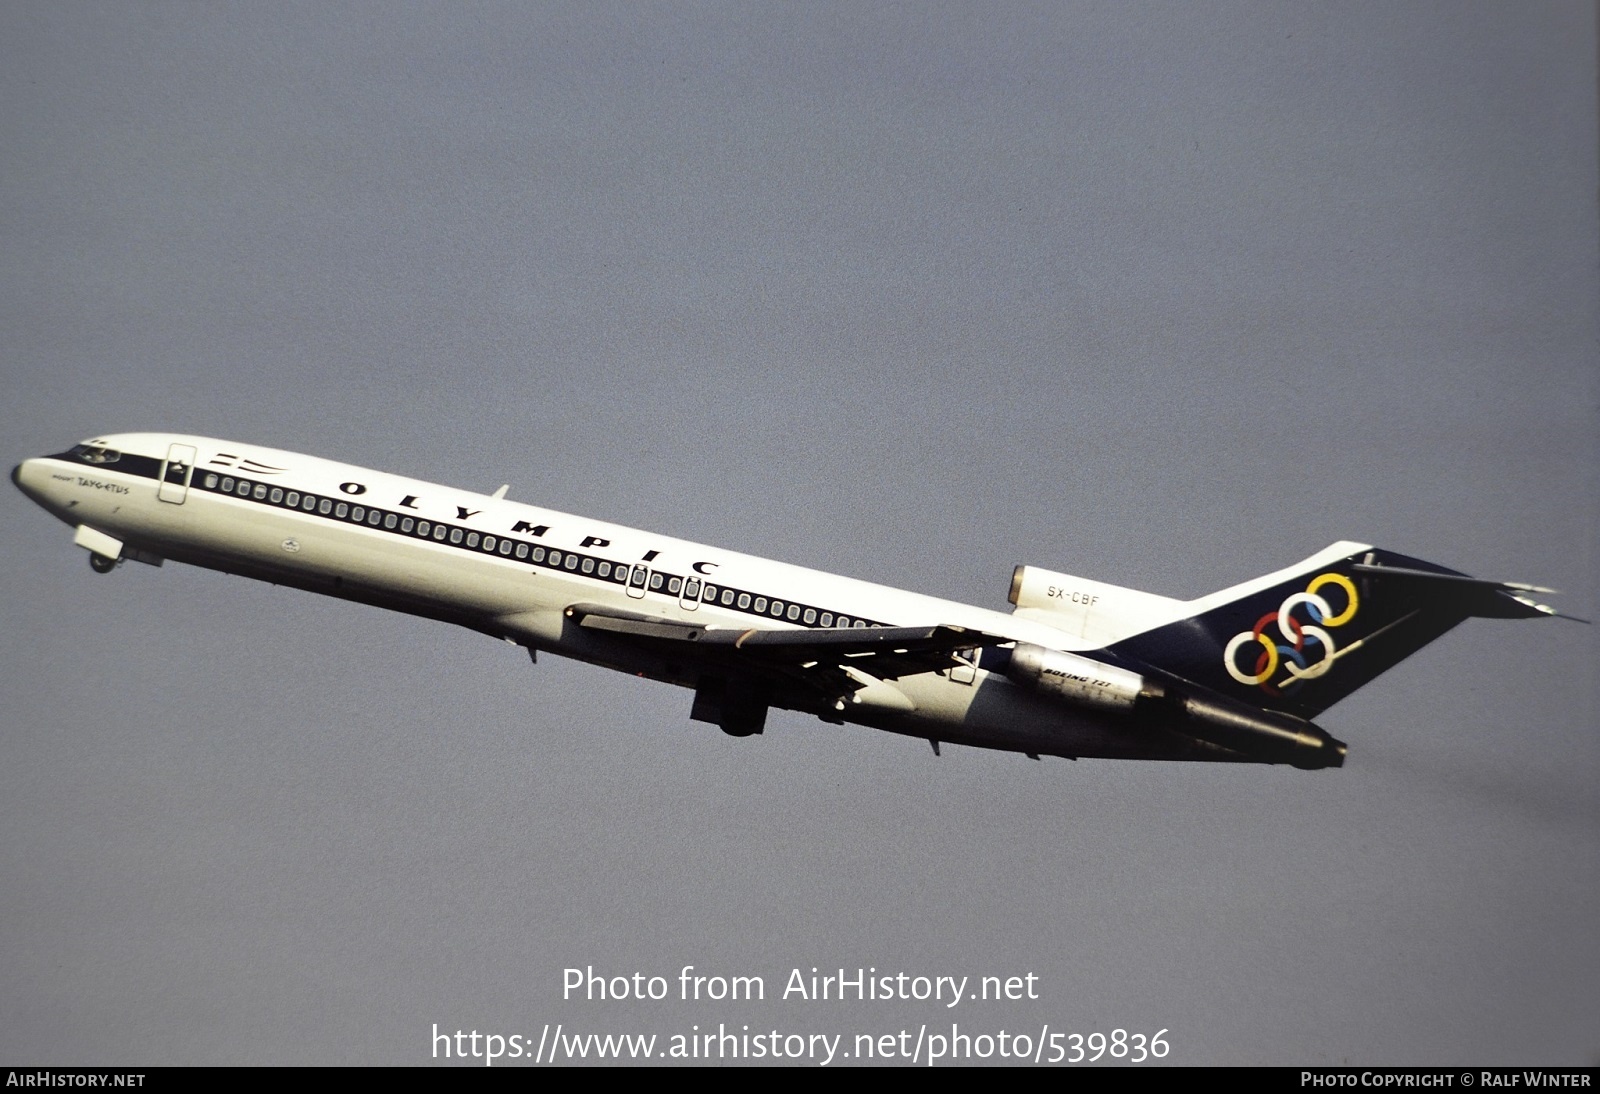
(1348, 563), (1587, 622)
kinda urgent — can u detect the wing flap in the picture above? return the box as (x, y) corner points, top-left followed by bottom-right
(562, 603), (1002, 683)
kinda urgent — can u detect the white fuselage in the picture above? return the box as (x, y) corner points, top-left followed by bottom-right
(12, 432), (1240, 762)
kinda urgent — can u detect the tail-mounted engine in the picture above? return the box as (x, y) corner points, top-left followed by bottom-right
(1004, 644), (1154, 711)
(1003, 643), (1346, 769)
(1007, 565), (1182, 644)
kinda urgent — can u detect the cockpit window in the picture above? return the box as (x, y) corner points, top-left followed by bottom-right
(68, 444), (121, 465)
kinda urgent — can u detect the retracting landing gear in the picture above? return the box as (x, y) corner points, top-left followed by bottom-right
(690, 676), (769, 738)
(75, 525), (125, 574)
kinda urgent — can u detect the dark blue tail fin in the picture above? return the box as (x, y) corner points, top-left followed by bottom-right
(1108, 542), (1562, 719)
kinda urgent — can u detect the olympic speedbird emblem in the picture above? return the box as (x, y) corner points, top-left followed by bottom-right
(1223, 573), (1359, 692)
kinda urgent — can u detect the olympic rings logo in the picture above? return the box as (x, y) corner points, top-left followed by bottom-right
(1222, 572), (1359, 691)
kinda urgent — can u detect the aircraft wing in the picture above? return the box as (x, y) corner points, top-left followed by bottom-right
(562, 602), (1002, 694)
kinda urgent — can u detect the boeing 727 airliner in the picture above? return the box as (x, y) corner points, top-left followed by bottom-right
(11, 433), (1575, 769)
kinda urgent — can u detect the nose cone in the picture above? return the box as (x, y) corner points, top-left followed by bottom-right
(14, 456), (86, 528)
(12, 458), (45, 506)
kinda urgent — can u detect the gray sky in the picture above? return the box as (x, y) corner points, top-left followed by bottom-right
(2, 2), (1595, 1066)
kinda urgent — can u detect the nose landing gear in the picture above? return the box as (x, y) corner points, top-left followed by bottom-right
(89, 553), (118, 574)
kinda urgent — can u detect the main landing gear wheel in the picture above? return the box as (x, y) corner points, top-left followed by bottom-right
(88, 553), (117, 574)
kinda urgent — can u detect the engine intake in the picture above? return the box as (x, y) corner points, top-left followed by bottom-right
(1005, 644), (1156, 710)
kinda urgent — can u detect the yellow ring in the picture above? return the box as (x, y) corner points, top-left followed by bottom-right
(1307, 572), (1359, 627)
(1253, 632), (1278, 681)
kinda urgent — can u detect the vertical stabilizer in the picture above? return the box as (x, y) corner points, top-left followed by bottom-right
(1107, 544), (1559, 718)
